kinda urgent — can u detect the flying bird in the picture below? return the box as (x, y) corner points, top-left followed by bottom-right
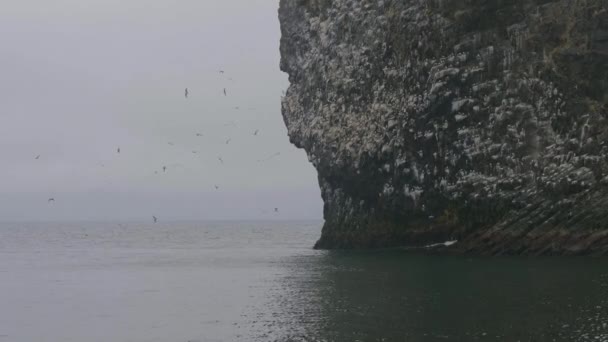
(225, 138), (231, 145)
(234, 106), (240, 110)
(258, 152), (281, 162)
(253, 129), (259, 136)
(195, 133), (203, 137)
(117, 147), (121, 154)
(168, 142), (175, 146)
(163, 166), (167, 173)
(153, 216), (158, 223)
(219, 70), (225, 74)
(214, 185), (220, 190)
(217, 156), (224, 164)
(192, 151), (198, 154)
(274, 208), (279, 213)
(48, 198), (55, 203)
(35, 155), (40, 160)
(185, 88), (189, 98)
(223, 88), (227, 96)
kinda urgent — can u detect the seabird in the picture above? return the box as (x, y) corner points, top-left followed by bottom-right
(48, 198), (55, 203)
(253, 129), (259, 136)
(274, 208), (279, 213)
(225, 138), (231, 145)
(163, 166), (167, 173)
(217, 156), (224, 164)
(35, 155), (40, 160)
(214, 185), (220, 190)
(168, 142), (175, 146)
(234, 106), (240, 110)
(185, 88), (189, 98)
(219, 70), (225, 74)
(258, 152), (281, 162)
(192, 151), (198, 154)
(195, 133), (203, 137)
(117, 147), (121, 154)
(223, 88), (227, 96)
(153, 216), (158, 223)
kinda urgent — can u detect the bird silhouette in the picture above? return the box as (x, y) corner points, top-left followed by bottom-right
(195, 133), (203, 137)
(117, 147), (121, 154)
(253, 129), (259, 136)
(185, 88), (189, 98)
(223, 88), (227, 96)
(35, 155), (40, 160)
(225, 138), (231, 145)
(219, 70), (225, 74)
(217, 156), (224, 164)
(274, 208), (279, 213)
(163, 166), (167, 173)
(153, 216), (158, 223)
(48, 198), (55, 203)
(214, 185), (220, 190)
(168, 142), (175, 146)
(192, 151), (198, 154)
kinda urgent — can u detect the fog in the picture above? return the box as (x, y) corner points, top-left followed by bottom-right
(0, 0), (322, 221)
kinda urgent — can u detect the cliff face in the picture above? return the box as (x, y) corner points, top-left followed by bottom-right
(279, 0), (608, 255)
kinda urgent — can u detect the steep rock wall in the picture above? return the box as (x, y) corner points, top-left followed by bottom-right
(279, 0), (608, 255)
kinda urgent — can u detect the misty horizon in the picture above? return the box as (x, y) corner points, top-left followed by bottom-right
(0, 0), (323, 221)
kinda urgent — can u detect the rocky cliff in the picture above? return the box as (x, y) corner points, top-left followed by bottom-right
(279, 0), (608, 255)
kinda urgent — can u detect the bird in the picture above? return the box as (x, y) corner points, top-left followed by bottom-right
(117, 147), (121, 154)
(223, 88), (227, 96)
(195, 133), (203, 137)
(48, 198), (55, 203)
(253, 129), (259, 136)
(168, 142), (175, 146)
(192, 150), (198, 154)
(219, 70), (225, 74)
(234, 106), (240, 110)
(217, 156), (224, 164)
(225, 138), (231, 145)
(185, 88), (189, 98)
(153, 216), (158, 223)
(258, 152), (281, 162)
(274, 208), (279, 213)
(163, 166), (167, 173)
(214, 185), (220, 190)
(35, 155), (40, 160)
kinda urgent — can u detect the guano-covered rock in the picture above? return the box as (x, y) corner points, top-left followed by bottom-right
(279, 0), (608, 255)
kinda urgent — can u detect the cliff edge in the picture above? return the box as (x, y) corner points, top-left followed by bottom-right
(279, 0), (608, 255)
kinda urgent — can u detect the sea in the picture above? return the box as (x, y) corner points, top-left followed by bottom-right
(1, 221), (607, 342)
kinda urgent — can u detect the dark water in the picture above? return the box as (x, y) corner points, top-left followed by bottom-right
(0, 221), (607, 342)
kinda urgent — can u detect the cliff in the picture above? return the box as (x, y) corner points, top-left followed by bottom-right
(279, 0), (608, 255)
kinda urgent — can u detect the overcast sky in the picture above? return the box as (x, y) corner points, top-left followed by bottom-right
(0, 0), (322, 221)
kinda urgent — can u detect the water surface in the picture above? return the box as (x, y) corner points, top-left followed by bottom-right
(0, 221), (607, 341)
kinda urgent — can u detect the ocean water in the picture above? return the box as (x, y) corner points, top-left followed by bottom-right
(1, 221), (608, 342)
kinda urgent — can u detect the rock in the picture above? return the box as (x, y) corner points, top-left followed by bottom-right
(279, 0), (608, 255)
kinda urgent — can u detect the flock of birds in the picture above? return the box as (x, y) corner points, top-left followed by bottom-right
(42, 70), (282, 223)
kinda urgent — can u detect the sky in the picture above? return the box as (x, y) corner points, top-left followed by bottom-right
(0, 0), (322, 221)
